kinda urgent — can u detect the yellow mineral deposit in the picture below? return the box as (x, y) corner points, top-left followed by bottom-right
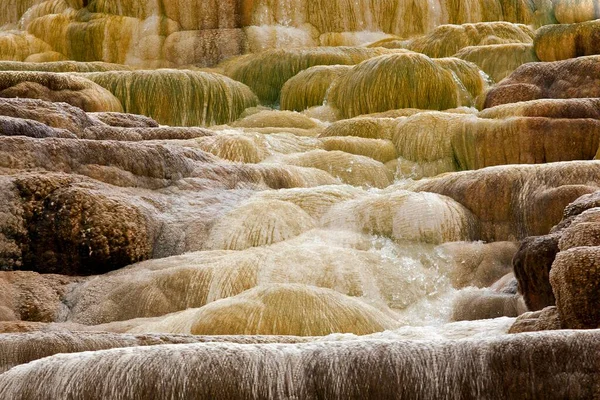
(553, 0), (600, 23)
(81, 70), (259, 126)
(328, 52), (482, 118)
(454, 43), (538, 82)
(1, 1), (600, 398)
(222, 47), (395, 104)
(280, 65), (351, 112)
(534, 19), (600, 61)
(129, 284), (400, 336)
(407, 21), (534, 58)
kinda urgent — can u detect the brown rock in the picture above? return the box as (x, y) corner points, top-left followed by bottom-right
(535, 19), (600, 62)
(89, 112), (159, 128)
(0, 71), (123, 112)
(483, 56), (600, 108)
(478, 98), (600, 120)
(412, 162), (600, 241)
(0, 116), (76, 139)
(0, 97), (97, 136)
(81, 126), (214, 141)
(451, 288), (527, 321)
(558, 208), (600, 251)
(550, 247), (600, 329)
(508, 306), (561, 333)
(513, 234), (560, 311)
(1, 173), (153, 275)
(0, 271), (81, 322)
(0, 330), (311, 375)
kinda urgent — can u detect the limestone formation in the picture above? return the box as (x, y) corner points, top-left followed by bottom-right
(0, 60), (132, 72)
(320, 117), (396, 140)
(454, 43), (538, 82)
(320, 136), (397, 164)
(508, 306), (561, 333)
(328, 53), (485, 119)
(233, 110), (320, 130)
(321, 190), (479, 244)
(222, 47), (394, 104)
(407, 22), (534, 58)
(89, 112), (159, 128)
(478, 98), (600, 120)
(451, 288), (526, 321)
(483, 56), (600, 108)
(1, 331), (599, 399)
(553, 0), (600, 24)
(412, 162), (600, 241)
(130, 284), (399, 336)
(0, 271), (80, 322)
(550, 247), (600, 329)
(279, 150), (393, 188)
(0, 330), (311, 375)
(0, 173), (152, 275)
(535, 19), (600, 62)
(438, 241), (518, 289)
(0, 71), (123, 112)
(82, 126), (214, 141)
(82, 70), (259, 126)
(280, 65), (351, 112)
(513, 234), (560, 310)
(0, 116), (75, 139)
(0, 98), (97, 136)
(205, 200), (316, 250)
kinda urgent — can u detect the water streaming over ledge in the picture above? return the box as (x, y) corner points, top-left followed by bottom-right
(1, 0), (600, 399)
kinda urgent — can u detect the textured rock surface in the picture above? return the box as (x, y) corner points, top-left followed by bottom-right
(550, 247), (600, 329)
(412, 162), (600, 241)
(484, 56), (600, 108)
(535, 19), (600, 61)
(0, 271), (80, 322)
(0, 173), (152, 275)
(0, 98), (97, 136)
(513, 234), (560, 311)
(508, 306), (561, 333)
(1, 331), (599, 399)
(328, 53), (487, 118)
(0, 71), (123, 112)
(406, 22), (534, 58)
(83, 70), (259, 126)
(0, 330), (311, 374)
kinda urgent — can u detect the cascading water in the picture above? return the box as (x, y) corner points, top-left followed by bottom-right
(1, 0), (600, 399)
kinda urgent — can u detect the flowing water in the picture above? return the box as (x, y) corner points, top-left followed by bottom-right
(0, 0), (599, 399)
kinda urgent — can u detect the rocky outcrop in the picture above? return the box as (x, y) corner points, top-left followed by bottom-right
(0, 98), (97, 136)
(512, 190), (600, 330)
(512, 234), (560, 310)
(0, 71), (123, 112)
(550, 247), (600, 329)
(508, 306), (561, 333)
(0, 116), (75, 138)
(89, 112), (159, 128)
(483, 56), (600, 108)
(412, 162), (600, 241)
(0, 271), (81, 322)
(0, 173), (153, 275)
